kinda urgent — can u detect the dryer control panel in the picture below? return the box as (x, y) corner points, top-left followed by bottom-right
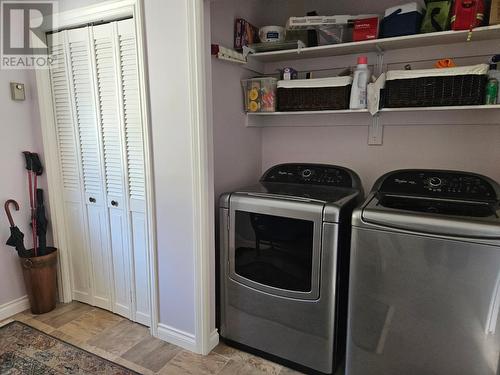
(261, 163), (354, 188)
(379, 170), (498, 201)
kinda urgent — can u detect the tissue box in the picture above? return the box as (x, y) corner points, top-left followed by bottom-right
(353, 17), (379, 41)
(380, 3), (424, 38)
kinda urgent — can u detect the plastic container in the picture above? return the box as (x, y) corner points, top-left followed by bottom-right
(259, 26), (285, 43)
(451, 0), (485, 31)
(488, 65), (500, 104)
(380, 3), (424, 38)
(242, 78), (277, 112)
(317, 24), (350, 45)
(350, 56), (371, 109)
(485, 78), (498, 104)
(21, 248), (58, 314)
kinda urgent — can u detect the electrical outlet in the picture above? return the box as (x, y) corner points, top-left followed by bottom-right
(10, 82), (25, 101)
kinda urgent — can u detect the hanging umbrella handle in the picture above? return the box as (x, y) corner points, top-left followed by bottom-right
(4, 200), (19, 227)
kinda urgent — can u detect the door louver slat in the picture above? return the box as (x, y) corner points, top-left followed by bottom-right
(49, 41), (80, 191)
(94, 34), (124, 199)
(68, 39), (102, 197)
(118, 33), (145, 201)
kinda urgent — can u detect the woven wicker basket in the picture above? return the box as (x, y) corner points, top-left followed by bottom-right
(277, 77), (352, 111)
(383, 64), (489, 108)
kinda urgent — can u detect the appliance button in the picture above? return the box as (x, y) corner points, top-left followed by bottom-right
(429, 177), (442, 187)
(302, 169), (312, 178)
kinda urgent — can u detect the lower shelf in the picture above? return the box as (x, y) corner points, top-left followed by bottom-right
(380, 104), (500, 112)
(246, 105), (500, 128)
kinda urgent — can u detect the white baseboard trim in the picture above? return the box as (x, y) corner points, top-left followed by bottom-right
(156, 323), (197, 352)
(208, 329), (219, 352)
(0, 296), (30, 321)
(135, 311), (151, 327)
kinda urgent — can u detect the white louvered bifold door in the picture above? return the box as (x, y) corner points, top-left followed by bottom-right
(48, 31), (93, 304)
(92, 22), (132, 319)
(66, 28), (113, 310)
(116, 19), (150, 326)
(47, 19), (149, 325)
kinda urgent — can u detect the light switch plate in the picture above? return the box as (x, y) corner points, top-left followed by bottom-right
(10, 82), (25, 101)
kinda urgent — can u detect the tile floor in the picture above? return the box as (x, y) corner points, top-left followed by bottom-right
(0, 302), (309, 374)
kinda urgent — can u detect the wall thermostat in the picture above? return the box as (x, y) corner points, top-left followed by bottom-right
(10, 82), (25, 101)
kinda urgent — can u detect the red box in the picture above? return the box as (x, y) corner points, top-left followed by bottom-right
(353, 17), (379, 41)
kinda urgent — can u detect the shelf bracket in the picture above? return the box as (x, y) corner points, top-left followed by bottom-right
(368, 114), (383, 145)
(375, 47), (384, 76)
(296, 40), (306, 54)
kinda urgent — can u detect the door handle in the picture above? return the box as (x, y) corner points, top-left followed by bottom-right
(111, 200), (118, 207)
(89, 197), (96, 203)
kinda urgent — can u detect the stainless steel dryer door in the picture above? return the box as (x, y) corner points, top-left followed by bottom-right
(229, 194), (325, 300)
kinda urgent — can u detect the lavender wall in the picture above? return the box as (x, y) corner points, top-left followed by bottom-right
(208, 0), (500, 194)
(0, 70), (45, 306)
(210, 0), (269, 199)
(261, 125), (500, 192)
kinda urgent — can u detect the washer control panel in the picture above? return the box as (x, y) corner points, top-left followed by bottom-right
(379, 170), (497, 201)
(262, 164), (354, 188)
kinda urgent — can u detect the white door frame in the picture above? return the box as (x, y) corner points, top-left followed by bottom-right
(186, 0), (217, 355)
(35, 0), (216, 353)
(35, 0), (159, 334)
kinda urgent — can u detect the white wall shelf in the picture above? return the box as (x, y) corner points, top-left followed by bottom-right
(248, 109), (369, 116)
(380, 104), (500, 112)
(243, 25), (500, 144)
(246, 109), (370, 128)
(246, 105), (500, 128)
(247, 25), (500, 63)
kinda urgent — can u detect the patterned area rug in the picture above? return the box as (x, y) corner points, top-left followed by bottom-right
(0, 321), (139, 374)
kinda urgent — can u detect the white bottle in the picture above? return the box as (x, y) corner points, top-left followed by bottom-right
(350, 56), (370, 109)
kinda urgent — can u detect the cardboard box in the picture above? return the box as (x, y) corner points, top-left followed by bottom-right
(234, 18), (259, 51)
(353, 17), (379, 41)
(490, 0), (500, 25)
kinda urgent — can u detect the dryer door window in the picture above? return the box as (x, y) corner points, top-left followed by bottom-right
(228, 195), (323, 300)
(234, 211), (314, 292)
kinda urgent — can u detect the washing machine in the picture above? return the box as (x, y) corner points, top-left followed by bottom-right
(219, 163), (363, 374)
(346, 169), (500, 375)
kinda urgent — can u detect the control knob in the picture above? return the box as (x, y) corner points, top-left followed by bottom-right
(301, 169), (312, 178)
(429, 177), (442, 188)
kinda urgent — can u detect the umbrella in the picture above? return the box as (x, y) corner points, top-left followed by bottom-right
(4, 200), (32, 258)
(35, 189), (48, 256)
(22, 152), (43, 257)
